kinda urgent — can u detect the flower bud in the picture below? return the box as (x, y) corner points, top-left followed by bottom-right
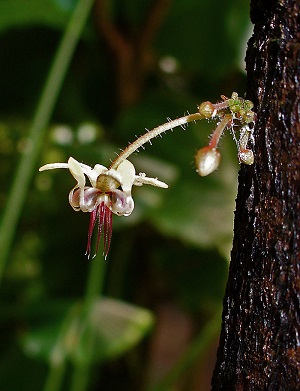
(238, 149), (254, 165)
(198, 101), (215, 118)
(195, 146), (221, 176)
(241, 110), (255, 124)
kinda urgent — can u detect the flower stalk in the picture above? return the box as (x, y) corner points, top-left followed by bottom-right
(208, 114), (232, 149)
(109, 112), (203, 169)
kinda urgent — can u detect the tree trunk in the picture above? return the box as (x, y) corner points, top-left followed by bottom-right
(211, 1), (300, 390)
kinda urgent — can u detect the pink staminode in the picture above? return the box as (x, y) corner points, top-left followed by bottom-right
(86, 201), (113, 259)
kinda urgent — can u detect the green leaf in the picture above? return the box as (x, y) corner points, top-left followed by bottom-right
(155, 0), (240, 76)
(150, 166), (237, 256)
(71, 297), (155, 364)
(0, 0), (73, 32)
(21, 299), (75, 362)
(21, 298), (154, 364)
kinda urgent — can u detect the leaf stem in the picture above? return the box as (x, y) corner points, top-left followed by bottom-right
(0, 0), (96, 287)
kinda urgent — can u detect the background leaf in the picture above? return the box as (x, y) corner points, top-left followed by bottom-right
(0, 0), (73, 32)
(21, 298), (154, 364)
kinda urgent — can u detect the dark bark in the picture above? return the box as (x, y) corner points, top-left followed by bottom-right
(211, 1), (300, 390)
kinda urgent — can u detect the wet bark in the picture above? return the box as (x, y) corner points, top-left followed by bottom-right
(211, 1), (300, 390)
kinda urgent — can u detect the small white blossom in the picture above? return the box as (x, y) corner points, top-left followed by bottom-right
(39, 157), (168, 258)
(194, 147), (221, 177)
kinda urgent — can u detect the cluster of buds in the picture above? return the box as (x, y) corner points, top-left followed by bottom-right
(40, 92), (256, 258)
(195, 92), (255, 176)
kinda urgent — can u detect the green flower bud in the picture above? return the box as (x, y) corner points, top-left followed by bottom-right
(198, 101), (215, 118)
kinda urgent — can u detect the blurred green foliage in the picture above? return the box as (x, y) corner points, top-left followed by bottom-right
(0, 0), (251, 390)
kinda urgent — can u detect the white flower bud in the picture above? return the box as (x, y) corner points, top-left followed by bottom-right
(195, 146), (221, 176)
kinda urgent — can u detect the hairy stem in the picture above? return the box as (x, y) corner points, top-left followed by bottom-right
(208, 114), (232, 149)
(109, 112), (203, 169)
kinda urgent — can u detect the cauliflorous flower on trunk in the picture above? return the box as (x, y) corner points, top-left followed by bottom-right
(39, 157), (168, 258)
(39, 93), (256, 259)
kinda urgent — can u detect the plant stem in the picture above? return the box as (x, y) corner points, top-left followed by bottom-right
(70, 251), (107, 391)
(43, 303), (82, 391)
(43, 360), (67, 391)
(0, 0), (96, 288)
(109, 112), (203, 169)
(83, 251), (107, 316)
(208, 114), (232, 149)
(147, 309), (222, 391)
(70, 363), (93, 391)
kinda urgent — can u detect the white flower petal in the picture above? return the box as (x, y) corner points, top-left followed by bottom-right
(39, 163), (69, 171)
(94, 164), (108, 175)
(68, 157), (86, 188)
(134, 173), (168, 188)
(39, 158), (102, 188)
(116, 160), (136, 193)
(77, 163), (99, 187)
